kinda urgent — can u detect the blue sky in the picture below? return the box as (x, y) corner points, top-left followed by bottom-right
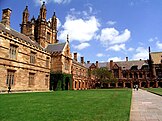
(1, 0), (162, 63)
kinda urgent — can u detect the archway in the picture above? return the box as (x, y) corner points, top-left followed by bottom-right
(141, 82), (146, 88)
(65, 77), (70, 90)
(118, 82), (123, 87)
(150, 82), (154, 87)
(158, 81), (162, 87)
(125, 83), (131, 88)
(110, 83), (115, 88)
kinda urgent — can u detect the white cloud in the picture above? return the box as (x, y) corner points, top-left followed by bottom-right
(53, 0), (71, 4)
(148, 37), (158, 42)
(156, 41), (162, 49)
(72, 43), (90, 50)
(96, 53), (104, 57)
(47, 18), (61, 30)
(59, 14), (100, 42)
(107, 21), (116, 26)
(106, 44), (126, 51)
(128, 47), (134, 51)
(34, 0), (71, 5)
(108, 57), (123, 62)
(99, 28), (131, 47)
(132, 47), (148, 60)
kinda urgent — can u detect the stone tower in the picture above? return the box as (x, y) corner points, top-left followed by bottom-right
(20, 2), (58, 48)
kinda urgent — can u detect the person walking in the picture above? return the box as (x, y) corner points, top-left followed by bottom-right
(136, 84), (138, 91)
(8, 84), (11, 93)
(133, 85), (136, 91)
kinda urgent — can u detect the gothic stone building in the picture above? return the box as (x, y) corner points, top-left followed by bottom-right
(0, 3), (161, 92)
(86, 55), (162, 88)
(0, 3), (90, 92)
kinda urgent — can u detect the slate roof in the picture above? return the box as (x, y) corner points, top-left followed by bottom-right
(0, 23), (44, 50)
(72, 60), (88, 68)
(115, 60), (148, 70)
(85, 60), (148, 70)
(45, 43), (66, 53)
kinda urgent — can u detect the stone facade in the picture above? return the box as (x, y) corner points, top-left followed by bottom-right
(0, 3), (161, 92)
(72, 53), (90, 90)
(0, 21), (51, 92)
(0, 4), (92, 92)
(86, 55), (162, 88)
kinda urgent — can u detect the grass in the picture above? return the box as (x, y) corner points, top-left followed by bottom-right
(144, 88), (162, 95)
(0, 89), (132, 121)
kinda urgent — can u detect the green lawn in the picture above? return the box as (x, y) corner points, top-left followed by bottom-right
(0, 89), (132, 121)
(144, 88), (162, 95)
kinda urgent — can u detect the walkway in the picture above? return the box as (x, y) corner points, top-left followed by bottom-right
(130, 89), (162, 121)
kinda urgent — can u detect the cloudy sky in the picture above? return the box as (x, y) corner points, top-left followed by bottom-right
(0, 0), (162, 63)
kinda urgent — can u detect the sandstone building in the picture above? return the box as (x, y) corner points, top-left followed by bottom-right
(0, 3), (161, 92)
(0, 3), (90, 92)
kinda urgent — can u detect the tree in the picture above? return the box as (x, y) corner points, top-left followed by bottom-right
(92, 67), (117, 88)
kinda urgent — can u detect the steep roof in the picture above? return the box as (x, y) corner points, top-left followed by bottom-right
(0, 23), (44, 50)
(115, 60), (148, 70)
(72, 60), (88, 69)
(85, 60), (148, 70)
(45, 43), (66, 53)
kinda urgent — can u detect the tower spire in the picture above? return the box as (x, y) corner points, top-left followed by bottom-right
(67, 34), (69, 43)
(40, 1), (46, 20)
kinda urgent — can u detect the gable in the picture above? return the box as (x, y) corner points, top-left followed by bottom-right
(113, 63), (119, 69)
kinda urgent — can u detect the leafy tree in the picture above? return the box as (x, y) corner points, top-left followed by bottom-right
(92, 67), (117, 88)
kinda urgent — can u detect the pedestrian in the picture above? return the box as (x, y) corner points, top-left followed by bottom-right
(133, 85), (136, 91)
(136, 84), (138, 91)
(8, 85), (11, 93)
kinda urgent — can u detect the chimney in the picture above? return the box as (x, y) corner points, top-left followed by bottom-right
(1, 8), (12, 27)
(126, 57), (128, 61)
(149, 46), (151, 53)
(110, 60), (114, 69)
(96, 61), (99, 68)
(81, 57), (84, 64)
(74, 53), (77, 61)
(87, 61), (90, 64)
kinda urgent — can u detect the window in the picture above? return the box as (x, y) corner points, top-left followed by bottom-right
(6, 70), (15, 85)
(47, 32), (51, 42)
(75, 81), (77, 88)
(123, 71), (127, 78)
(29, 73), (35, 86)
(30, 51), (36, 64)
(114, 69), (119, 78)
(134, 72), (138, 79)
(46, 57), (50, 68)
(64, 59), (69, 70)
(9, 44), (17, 59)
(129, 73), (132, 78)
(45, 75), (49, 87)
(139, 73), (143, 78)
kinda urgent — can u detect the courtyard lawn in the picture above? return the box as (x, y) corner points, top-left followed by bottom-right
(144, 88), (162, 95)
(0, 89), (132, 121)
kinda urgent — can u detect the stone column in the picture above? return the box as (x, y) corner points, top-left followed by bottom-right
(130, 82), (133, 88)
(123, 82), (125, 88)
(147, 81), (150, 88)
(139, 81), (141, 88)
(115, 83), (118, 88)
(155, 81), (158, 88)
(108, 83), (110, 87)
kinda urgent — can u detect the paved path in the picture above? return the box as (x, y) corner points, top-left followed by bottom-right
(130, 89), (162, 121)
